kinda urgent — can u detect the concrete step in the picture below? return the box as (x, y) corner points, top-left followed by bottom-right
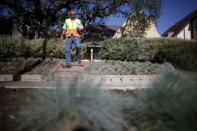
(0, 75), (157, 90)
(0, 81), (150, 90)
(0, 60), (90, 82)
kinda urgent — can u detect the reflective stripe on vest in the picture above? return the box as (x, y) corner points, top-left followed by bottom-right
(65, 18), (81, 37)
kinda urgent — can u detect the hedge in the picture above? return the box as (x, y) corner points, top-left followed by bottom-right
(0, 36), (87, 60)
(100, 38), (197, 71)
(1, 36), (197, 71)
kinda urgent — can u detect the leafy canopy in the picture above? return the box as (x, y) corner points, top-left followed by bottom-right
(1, 0), (162, 38)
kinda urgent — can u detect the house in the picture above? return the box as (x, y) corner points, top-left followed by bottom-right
(82, 24), (120, 43)
(113, 14), (160, 38)
(82, 24), (120, 60)
(162, 9), (197, 40)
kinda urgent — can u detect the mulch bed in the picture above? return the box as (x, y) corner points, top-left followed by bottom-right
(0, 87), (35, 130)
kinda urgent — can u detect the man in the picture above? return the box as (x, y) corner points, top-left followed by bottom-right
(61, 9), (83, 68)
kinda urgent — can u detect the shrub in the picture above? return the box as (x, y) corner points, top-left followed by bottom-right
(0, 36), (87, 60)
(14, 65), (197, 131)
(17, 78), (125, 131)
(100, 38), (159, 61)
(100, 38), (197, 71)
(83, 60), (174, 75)
(159, 42), (197, 71)
(126, 69), (197, 131)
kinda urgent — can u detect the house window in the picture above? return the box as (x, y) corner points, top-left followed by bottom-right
(168, 32), (173, 37)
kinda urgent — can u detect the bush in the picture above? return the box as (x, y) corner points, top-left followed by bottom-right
(159, 42), (197, 71)
(16, 68), (197, 131)
(100, 38), (197, 71)
(127, 69), (197, 131)
(83, 60), (174, 75)
(0, 36), (87, 60)
(100, 38), (159, 61)
(17, 78), (125, 131)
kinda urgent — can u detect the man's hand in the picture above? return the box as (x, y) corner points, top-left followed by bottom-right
(77, 28), (83, 34)
(61, 35), (64, 40)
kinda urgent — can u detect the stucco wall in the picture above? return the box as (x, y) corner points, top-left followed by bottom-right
(144, 23), (161, 38)
(176, 23), (191, 40)
(113, 21), (160, 38)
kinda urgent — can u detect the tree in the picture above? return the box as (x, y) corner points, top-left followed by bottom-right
(127, 0), (161, 37)
(1, 0), (162, 38)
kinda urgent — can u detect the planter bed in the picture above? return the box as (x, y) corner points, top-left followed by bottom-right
(21, 59), (61, 81)
(0, 58), (42, 81)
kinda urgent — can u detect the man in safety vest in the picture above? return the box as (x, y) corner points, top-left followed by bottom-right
(61, 9), (83, 68)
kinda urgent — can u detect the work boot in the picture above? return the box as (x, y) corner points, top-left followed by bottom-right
(66, 64), (71, 68)
(75, 57), (81, 64)
(62, 64), (71, 68)
(77, 58), (81, 64)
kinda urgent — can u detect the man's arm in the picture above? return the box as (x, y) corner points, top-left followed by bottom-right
(61, 22), (67, 39)
(61, 29), (66, 40)
(78, 20), (83, 31)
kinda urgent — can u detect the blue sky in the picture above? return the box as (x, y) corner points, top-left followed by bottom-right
(105, 0), (197, 35)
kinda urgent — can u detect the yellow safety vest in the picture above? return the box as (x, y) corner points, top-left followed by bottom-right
(65, 18), (81, 37)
